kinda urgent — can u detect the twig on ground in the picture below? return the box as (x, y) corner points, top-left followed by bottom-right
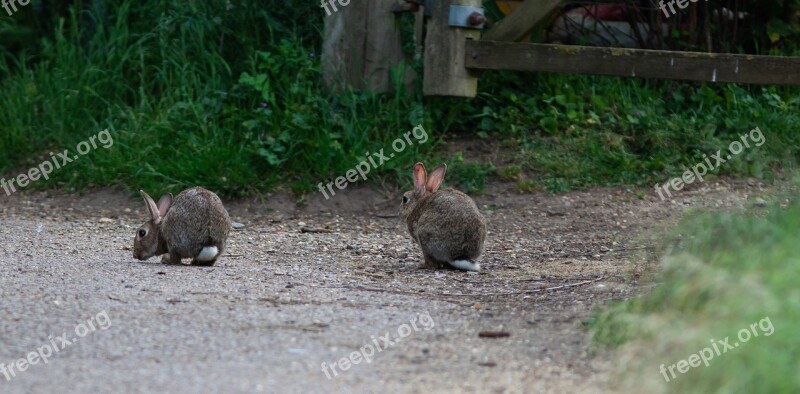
(322, 275), (605, 298)
(478, 331), (511, 338)
(300, 227), (333, 234)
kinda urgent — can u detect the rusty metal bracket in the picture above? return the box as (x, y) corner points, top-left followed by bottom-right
(448, 4), (485, 29)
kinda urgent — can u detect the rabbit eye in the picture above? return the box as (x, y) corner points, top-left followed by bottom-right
(138, 229), (147, 237)
(402, 196), (410, 204)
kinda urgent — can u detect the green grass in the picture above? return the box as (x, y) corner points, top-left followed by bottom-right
(432, 72), (800, 192)
(0, 1), (434, 197)
(590, 181), (800, 393)
(0, 1), (797, 197)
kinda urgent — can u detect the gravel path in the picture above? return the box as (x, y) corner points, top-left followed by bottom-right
(0, 181), (767, 393)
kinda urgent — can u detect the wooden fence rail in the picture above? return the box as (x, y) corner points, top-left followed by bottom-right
(466, 40), (800, 85)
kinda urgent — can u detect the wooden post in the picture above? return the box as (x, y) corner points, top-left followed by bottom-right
(423, 0), (482, 97)
(322, 0), (405, 93)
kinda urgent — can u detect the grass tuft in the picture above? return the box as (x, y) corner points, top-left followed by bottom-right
(591, 182), (800, 393)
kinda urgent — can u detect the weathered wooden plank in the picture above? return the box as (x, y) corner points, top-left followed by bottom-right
(423, 0), (482, 97)
(482, 0), (564, 42)
(322, 0), (404, 93)
(465, 41), (800, 85)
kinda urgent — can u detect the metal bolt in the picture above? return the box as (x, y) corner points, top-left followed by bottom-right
(468, 12), (485, 27)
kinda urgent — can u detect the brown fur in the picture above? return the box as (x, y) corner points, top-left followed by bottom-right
(400, 163), (487, 270)
(133, 187), (232, 266)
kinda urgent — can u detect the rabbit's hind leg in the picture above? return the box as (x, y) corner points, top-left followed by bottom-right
(161, 253), (182, 265)
(420, 253), (446, 269)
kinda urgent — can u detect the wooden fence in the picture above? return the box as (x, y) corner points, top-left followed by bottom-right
(323, 0), (800, 97)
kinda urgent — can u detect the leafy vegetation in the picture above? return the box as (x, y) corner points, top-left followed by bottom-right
(0, 0), (797, 197)
(435, 73), (799, 192)
(591, 180), (800, 392)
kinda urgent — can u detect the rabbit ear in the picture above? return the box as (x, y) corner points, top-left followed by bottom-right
(426, 164), (447, 192)
(140, 190), (162, 224)
(156, 193), (173, 218)
(412, 162), (427, 195)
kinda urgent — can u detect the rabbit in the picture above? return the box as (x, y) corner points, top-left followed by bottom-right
(400, 162), (487, 272)
(133, 186), (232, 266)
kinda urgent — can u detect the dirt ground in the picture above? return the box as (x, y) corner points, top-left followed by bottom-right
(0, 177), (777, 393)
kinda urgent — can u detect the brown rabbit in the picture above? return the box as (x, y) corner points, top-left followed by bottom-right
(400, 163), (487, 271)
(133, 187), (232, 266)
